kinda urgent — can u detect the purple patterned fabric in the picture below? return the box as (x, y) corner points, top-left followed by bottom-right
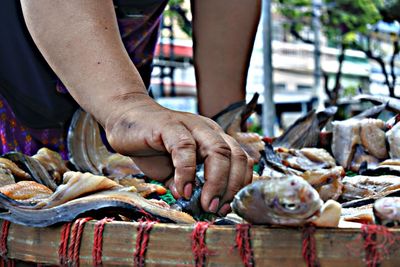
(0, 1), (168, 159)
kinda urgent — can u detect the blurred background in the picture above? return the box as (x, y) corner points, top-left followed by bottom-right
(150, 0), (400, 136)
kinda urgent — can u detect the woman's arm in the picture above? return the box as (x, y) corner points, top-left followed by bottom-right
(192, 0), (261, 118)
(20, 0), (253, 214)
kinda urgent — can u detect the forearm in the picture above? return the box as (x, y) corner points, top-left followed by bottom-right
(20, 0), (148, 126)
(192, 0), (261, 118)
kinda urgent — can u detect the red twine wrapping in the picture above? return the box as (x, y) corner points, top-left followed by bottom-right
(92, 217), (114, 267)
(134, 220), (156, 267)
(0, 221), (10, 259)
(361, 224), (398, 267)
(346, 224), (400, 267)
(234, 224), (254, 267)
(191, 222), (211, 267)
(302, 225), (320, 267)
(0, 220), (14, 267)
(67, 217), (93, 267)
(58, 222), (72, 266)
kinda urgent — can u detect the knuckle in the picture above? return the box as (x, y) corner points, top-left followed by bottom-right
(209, 142), (231, 159)
(173, 138), (196, 150)
(231, 148), (248, 162)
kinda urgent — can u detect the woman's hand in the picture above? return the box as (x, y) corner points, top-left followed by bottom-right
(105, 94), (253, 215)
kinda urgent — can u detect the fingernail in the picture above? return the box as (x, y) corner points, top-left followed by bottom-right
(218, 203), (231, 216)
(209, 197), (220, 213)
(184, 183), (193, 199)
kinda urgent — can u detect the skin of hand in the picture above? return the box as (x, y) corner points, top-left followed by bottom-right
(20, 0), (255, 215)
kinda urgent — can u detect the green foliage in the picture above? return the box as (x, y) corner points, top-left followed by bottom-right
(165, 0), (192, 37)
(276, 0), (383, 47)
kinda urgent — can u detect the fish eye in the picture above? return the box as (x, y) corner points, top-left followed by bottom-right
(281, 202), (299, 211)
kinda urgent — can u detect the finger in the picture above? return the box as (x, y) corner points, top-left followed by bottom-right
(166, 179), (181, 199)
(131, 155), (173, 180)
(218, 134), (249, 215)
(161, 124), (197, 199)
(188, 128), (231, 213)
(244, 157), (254, 186)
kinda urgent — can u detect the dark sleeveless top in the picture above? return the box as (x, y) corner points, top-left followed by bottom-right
(0, 0), (168, 158)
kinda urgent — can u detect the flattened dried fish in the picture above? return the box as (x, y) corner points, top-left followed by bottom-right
(374, 197), (400, 226)
(0, 189), (195, 227)
(232, 175), (323, 226)
(273, 107), (337, 149)
(2, 152), (57, 191)
(359, 119), (388, 159)
(32, 148), (69, 184)
(386, 122), (400, 159)
(342, 175), (400, 201)
(68, 110), (145, 181)
(341, 204), (374, 224)
(350, 145), (379, 173)
(213, 94), (263, 162)
(0, 158), (31, 180)
(302, 166), (344, 201)
(67, 109), (104, 174)
(35, 171), (121, 209)
(116, 177), (167, 197)
(332, 118), (388, 169)
(331, 119), (360, 169)
(0, 167), (14, 187)
(0, 181), (52, 202)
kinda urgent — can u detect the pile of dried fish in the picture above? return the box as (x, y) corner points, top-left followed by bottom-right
(1, 94), (400, 230)
(231, 95), (400, 228)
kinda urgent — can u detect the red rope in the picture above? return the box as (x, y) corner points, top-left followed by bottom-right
(58, 222), (72, 266)
(92, 218), (114, 267)
(191, 222), (211, 267)
(67, 217), (93, 267)
(133, 220), (156, 267)
(234, 224), (254, 267)
(0, 221), (10, 258)
(302, 225), (320, 267)
(361, 224), (398, 267)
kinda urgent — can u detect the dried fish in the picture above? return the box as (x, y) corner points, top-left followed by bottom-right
(332, 118), (388, 170)
(213, 94), (263, 162)
(0, 167), (15, 187)
(0, 158), (31, 180)
(341, 204), (374, 224)
(386, 122), (400, 159)
(232, 175), (323, 226)
(302, 166), (344, 201)
(116, 177), (167, 197)
(359, 119), (388, 159)
(0, 189), (195, 227)
(68, 109), (147, 188)
(374, 197), (400, 226)
(0, 181), (53, 203)
(355, 94), (400, 114)
(273, 107), (337, 149)
(2, 152), (57, 191)
(342, 175), (400, 201)
(331, 119), (360, 169)
(35, 171), (121, 209)
(32, 148), (69, 184)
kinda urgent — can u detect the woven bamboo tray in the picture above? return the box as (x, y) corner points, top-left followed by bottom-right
(1, 219), (400, 266)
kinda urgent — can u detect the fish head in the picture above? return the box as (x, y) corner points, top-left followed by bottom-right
(374, 197), (399, 221)
(232, 175), (323, 226)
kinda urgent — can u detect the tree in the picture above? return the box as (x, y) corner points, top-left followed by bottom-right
(276, 0), (383, 102)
